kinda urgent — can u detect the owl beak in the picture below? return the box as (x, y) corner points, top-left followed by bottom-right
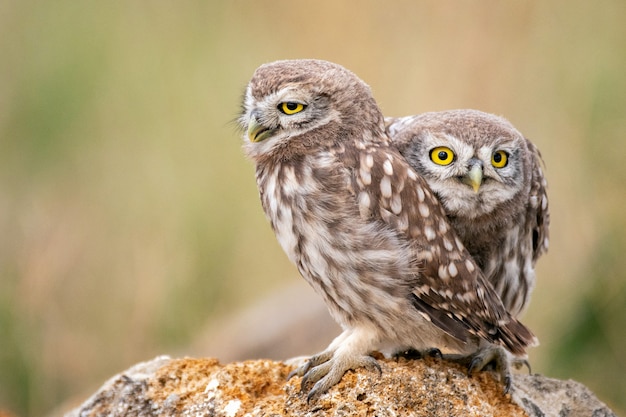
(463, 162), (483, 193)
(247, 116), (275, 142)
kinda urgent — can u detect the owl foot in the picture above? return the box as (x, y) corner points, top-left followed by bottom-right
(301, 352), (381, 402)
(288, 328), (381, 402)
(444, 345), (529, 394)
(287, 350), (334, 380)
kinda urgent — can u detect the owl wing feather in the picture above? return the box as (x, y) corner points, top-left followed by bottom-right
(527, 140), (550, 262)
(350, 143), (537, 354)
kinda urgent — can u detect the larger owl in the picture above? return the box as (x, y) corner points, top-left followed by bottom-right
(386, 111), (549, 319)
(240, 60), (536, 401)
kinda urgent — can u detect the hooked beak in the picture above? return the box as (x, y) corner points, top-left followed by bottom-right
(247, 115), (275, 143)
(462, 161), (483, 193)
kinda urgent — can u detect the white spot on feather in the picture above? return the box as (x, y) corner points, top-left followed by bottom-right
(417, 187), (425, 202)
(358, 191), (371, 217)
(418, 203), (430, 217)
(397, 212), (409, 232)
(421, 250), (433, 262)
(438, 265), (449, 280)
(424, 226), (436, 241)
(390, 193), (402, 215)
(383, 159), (394, 176)
(380, 176), (392, 198)
(438, 219), (449, 234)
(360, 167), (372, 185)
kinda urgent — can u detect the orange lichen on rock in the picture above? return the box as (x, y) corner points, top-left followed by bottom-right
(148, 358), (292, 415)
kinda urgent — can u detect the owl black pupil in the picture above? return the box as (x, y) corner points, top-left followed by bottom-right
(286, 102), (298, 110)
(439, 151), (448, 160)
(494, 153), (502, 163)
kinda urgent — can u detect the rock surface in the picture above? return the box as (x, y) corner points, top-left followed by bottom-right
(65, 356), (615, 417)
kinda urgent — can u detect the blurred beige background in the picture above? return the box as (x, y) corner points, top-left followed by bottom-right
(1, 1), (624, 416)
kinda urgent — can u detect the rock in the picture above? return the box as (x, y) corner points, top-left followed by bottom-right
(512, 374), (616, 417)
(65, 356), (615, 417)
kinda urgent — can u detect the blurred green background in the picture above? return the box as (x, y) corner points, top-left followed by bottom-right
(1, 1), (625, 416)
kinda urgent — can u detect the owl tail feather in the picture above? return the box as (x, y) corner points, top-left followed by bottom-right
(410, 293), (538, 355)
(494, 317), (539, 355)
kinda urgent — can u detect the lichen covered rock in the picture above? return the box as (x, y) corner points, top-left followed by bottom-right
(66, 356), (615, 417)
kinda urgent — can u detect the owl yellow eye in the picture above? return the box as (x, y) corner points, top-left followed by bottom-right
(491, 150), (509, 168)
(430, 147), (455, 166)
(278, 102), (306, 115)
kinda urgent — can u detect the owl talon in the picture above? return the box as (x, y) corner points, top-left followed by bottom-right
(286, 368), (299, 381)
(301, 360), (331, 392)
(303, 353), (381, 403)
(503, 375), (512, 395)
(459, 345), (517, 394)
(288, 350), (333, 380)
(515, 358), (532, 374)
(362, 355), (383, 375)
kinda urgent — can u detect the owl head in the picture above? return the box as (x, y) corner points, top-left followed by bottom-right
(240, 59), (385, 161)
(387, 110), (533, 220)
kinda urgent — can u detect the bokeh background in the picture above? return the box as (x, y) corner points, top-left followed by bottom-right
(1, 1), (625, 416)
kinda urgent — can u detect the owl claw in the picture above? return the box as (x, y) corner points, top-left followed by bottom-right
(307, 355), (380, 398)
(515, 358), (532, 374)
(303, 354), (381, 403)
(503, 375), (512, 395)
(444, 345), (528, 394)
(287, 351), (333, 381)
(467, 347), (511, 394)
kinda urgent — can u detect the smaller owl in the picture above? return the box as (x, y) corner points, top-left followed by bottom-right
(386, 111), (549, 370)
(386, 110), (549, 317)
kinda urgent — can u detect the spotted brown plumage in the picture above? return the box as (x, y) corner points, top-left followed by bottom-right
(240, 59), (537, 401)
(386, 111), (550, 318)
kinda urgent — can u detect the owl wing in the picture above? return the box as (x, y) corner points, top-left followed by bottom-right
(527, 139), (550, 263)
(351, 144), (537, 354)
